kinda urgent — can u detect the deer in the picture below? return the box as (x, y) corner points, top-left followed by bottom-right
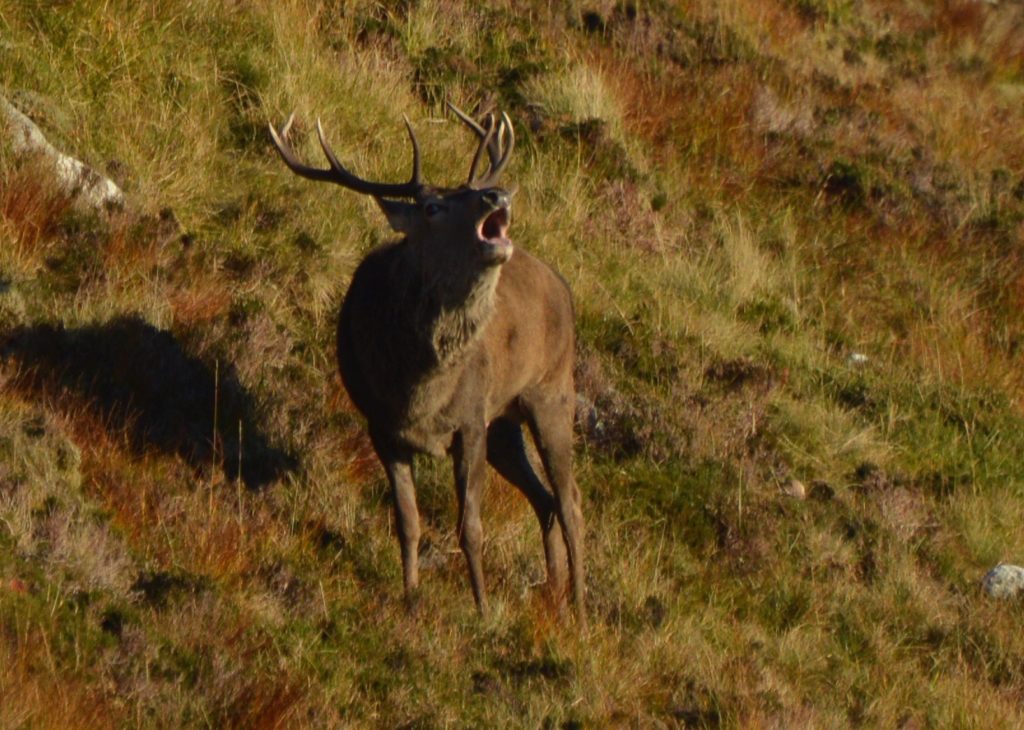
(268, 104), (585, 624)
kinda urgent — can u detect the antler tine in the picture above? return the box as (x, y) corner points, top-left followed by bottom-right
(268, 112), (423, 198)
(475, 111), (515, 187)
(449, 101), (502, 170)
(269, 113), (343, 183)
(402, 114), (422, 188)
(447, 102), (515, 187)
(466, 113), (496, 186)
(315, 117), (423, 197)
(447, 101), (488, 137)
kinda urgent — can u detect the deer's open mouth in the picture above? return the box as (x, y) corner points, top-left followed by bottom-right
(477, 205), (513, 265)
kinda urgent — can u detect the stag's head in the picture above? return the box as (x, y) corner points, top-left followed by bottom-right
(269, 104), (516, 275)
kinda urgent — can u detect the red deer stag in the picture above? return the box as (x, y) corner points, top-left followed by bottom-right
(268, 105), (585, 622)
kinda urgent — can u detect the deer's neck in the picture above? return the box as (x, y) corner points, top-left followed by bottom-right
(407, 258), (501, 366)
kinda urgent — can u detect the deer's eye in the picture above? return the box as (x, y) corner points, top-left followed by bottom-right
(423, 202), (444, 218)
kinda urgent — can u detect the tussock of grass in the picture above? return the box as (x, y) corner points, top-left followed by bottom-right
(3, 0), (1024, 726)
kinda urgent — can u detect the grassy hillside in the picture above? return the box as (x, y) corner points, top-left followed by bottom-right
(2, 0), (1024, 726)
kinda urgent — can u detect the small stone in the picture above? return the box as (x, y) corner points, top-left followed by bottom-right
(982, 564), (1024, 599)
(847, 352), (869, 366)
(783, 478), (806, 500)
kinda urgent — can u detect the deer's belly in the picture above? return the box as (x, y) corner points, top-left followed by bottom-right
(388, 369), (471, 456)
(394, 419), (455, 457)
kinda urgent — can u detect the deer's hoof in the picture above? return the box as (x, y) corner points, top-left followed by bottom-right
(403, 588), (423, 616)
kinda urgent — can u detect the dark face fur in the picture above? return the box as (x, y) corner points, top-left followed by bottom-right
(376, 186), (513, 281)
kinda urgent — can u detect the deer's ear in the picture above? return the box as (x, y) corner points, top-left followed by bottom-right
(375, 197), (418, 233)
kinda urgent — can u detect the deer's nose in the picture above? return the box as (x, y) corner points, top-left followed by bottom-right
(481, 189), (509, 209)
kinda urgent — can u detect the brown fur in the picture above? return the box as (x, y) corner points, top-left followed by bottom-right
(336, 190), (585, 622)
(270, 111), (585, 622)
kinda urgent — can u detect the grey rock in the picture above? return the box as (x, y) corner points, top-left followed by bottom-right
(2, 94), (124, 210)
(783, 478), (806, 500)
(9, 90), (72, 136)
(982, 564), (1024, 599)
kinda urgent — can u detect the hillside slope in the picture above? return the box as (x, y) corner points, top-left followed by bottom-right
(2, 0), (1024, 726)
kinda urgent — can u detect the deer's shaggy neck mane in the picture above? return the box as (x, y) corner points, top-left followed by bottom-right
(400, 246), (502, 366)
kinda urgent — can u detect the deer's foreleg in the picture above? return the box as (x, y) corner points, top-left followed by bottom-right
(452, 425), (489, 614)
(373, 434), (421, 608)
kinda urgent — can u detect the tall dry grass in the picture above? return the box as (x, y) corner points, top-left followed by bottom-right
(1, 0), (1024, 726)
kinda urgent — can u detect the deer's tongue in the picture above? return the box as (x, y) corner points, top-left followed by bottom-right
(479, 207), (512, 264)
(481, 207), (509, 240)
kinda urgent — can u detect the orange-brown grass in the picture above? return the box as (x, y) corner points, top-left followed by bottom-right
(84, 451), (271, 580)
(61, 407), (156, 531)
(988, 13), (1024, 75)
(169, 276), (233, 329)
(643, 67), (766, 202)
(4, 0), (1024, 726)
(218, 675), (307, 730)
(3, 358), (275, 579)
(326, 376), (380, 483)
(29, 395), (264, 577)
(936, 0), (989, 43)
(0, 158), (75, 255)
(0, 633), (124, 730)
(894, 77), (1024, 175)
(580, 20), (767, 187)
(102, 214), (162, 274)
(746, 0), (808, 43)
(588, 49), (667, 146)
(339, 427), (377, 484)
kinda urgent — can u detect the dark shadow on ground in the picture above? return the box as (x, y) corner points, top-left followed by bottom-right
(2, 315), (295, 489)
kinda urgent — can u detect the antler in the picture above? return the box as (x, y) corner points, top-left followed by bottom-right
(448, 102), (515, 188)
(465, 113), (496, 186)
(268, 113), (423, 198)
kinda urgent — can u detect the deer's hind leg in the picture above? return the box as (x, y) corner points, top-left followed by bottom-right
(523, 388), (586, 626)
(486, 417), (568, 602)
